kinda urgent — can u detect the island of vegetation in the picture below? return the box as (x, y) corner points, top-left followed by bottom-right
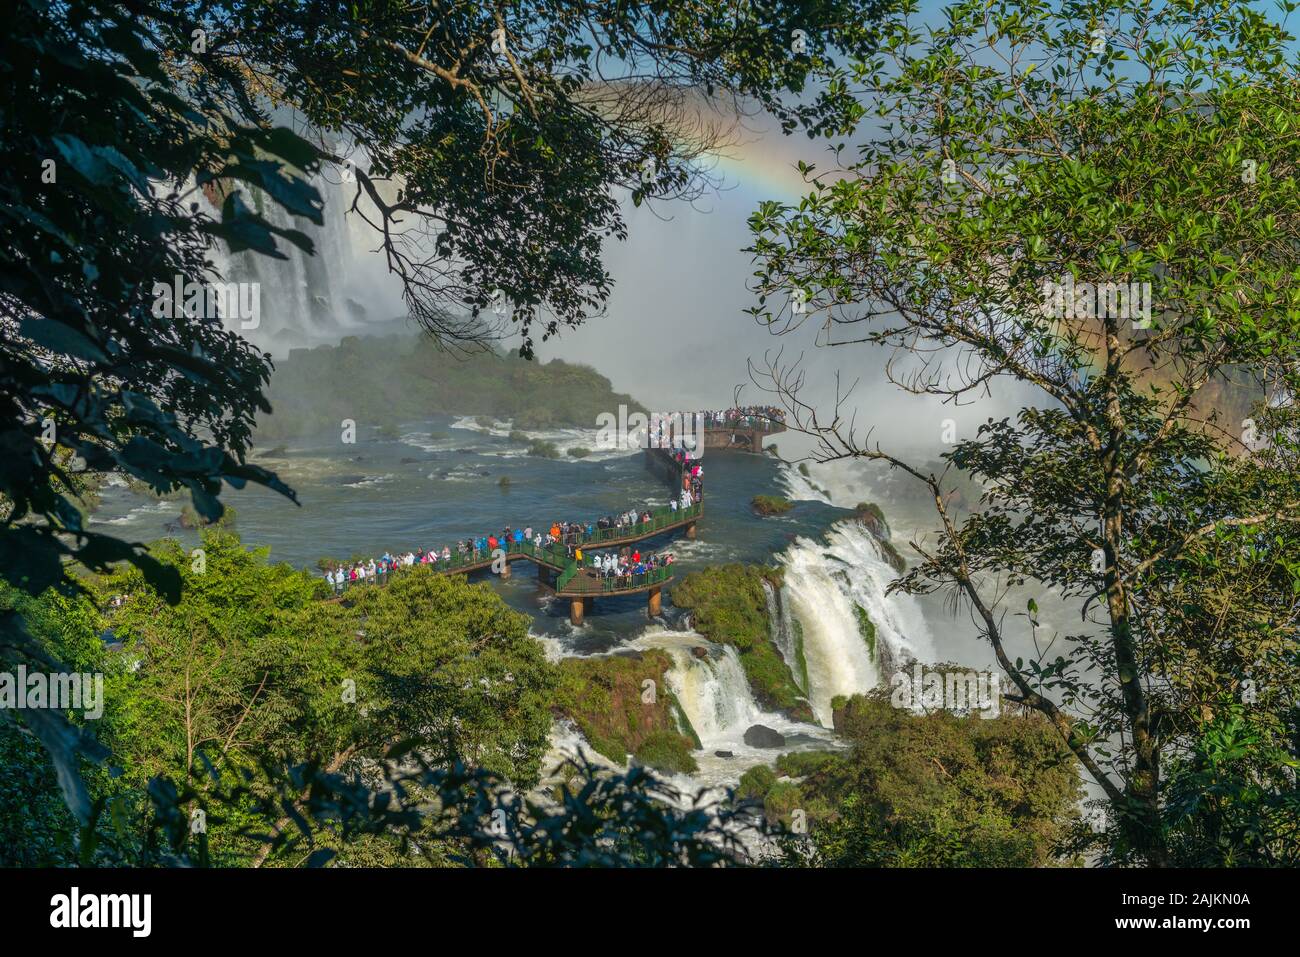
(751, 495), (794, 516)
(254, 334), (646, 441)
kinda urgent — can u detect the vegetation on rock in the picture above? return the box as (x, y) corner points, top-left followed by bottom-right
(552, 651), (699, 774)
(751, 495), (794, 516)
(256, 335), (645, 441)
(671, 565), (813, 722)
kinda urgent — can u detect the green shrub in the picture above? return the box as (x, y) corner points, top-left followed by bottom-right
(634, 730), (698, 775)
(527, 439), (561, 459)
(738, 764), (777, 800)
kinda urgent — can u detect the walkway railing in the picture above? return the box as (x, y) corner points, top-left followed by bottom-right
(328, 501), (699, 596)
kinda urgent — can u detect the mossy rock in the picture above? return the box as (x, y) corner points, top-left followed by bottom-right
(751, 494), (794, 516)
(567, 446), (591, 458)
(853, 603), (878, 661)
(507, 430), (528, 444)
(852, 502), (906, 573)
(553, 651), (697, 773)
(798, 462), (811, 477)
(671, 565), (811, 721)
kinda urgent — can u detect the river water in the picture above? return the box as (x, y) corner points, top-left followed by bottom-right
(89, 413), (951, 790)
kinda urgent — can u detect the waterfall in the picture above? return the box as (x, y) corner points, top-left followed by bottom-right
(205, 171), (407, 355)
(626, 630), (762, 745)
(762, 579), (806, 694)
(778, 520), (935, 725)
(663, 644), (762, 745)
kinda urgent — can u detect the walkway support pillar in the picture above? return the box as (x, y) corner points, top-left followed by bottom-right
(570, 598), (585, 626)
(685, 522), (696, 540)
(499, 558), (511, 580)
(647, 586), (662, 617)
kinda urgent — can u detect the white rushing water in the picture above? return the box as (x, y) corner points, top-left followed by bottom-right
(206, 170), (406, 354)
(777, 520), (936, 725)
(449, 415), (644, 464)
(628, 628), (837, 788)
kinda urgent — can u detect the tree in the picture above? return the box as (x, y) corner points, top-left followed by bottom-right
(745, 0), (1300, 865)
(143, 0), (893, 353)
(773, 689), (1082, 867)
(1, 0), (891, 827)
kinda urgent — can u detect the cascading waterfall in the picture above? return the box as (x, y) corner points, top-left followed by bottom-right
(762, 578), (807, 694)
(663, 645), (761, 744)
(778, 520), (936, 725)
(627, 629), (836, 780)
(205, 172), (406, 354)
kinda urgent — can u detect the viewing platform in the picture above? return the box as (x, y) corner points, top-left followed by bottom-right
(327, 414), (786, 624)
(699, 414), (786, 453)
(332, 488), (699, 624)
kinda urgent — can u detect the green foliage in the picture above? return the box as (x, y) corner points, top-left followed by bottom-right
(567, 446), (591, 459)
(1161, 706), (1300, 867)
(553, 651), (697, 774)
(672, 565), (812, 721)
(775, 692), (1083, 867)
(751, 494), (794, 516)
(738, 765), (777, 801)
(0, 716), (80, 866)
(745, 0), (1300, 865)
(633, 731), (698, 776)
(4, 530), (558, 865)
(527, 439), (561, 459)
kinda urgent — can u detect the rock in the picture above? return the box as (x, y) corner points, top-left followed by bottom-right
(743, 724), (786, 749)
(691, 646), (709, 659)
(714, 750), (734, 758)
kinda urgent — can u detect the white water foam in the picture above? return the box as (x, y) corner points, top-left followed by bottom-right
(777, 519), (936, 724)
(450, 415), (645, 463)
(628, 628), (837, 788)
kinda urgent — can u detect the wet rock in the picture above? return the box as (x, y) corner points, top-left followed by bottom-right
(691, 646), (709, 659)
(714, 750), (734, 759)
(743, 724), (786, 749)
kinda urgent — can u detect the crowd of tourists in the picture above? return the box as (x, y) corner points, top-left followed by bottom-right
(323, 465), (702, 594)
(701, 406), (786, 430)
